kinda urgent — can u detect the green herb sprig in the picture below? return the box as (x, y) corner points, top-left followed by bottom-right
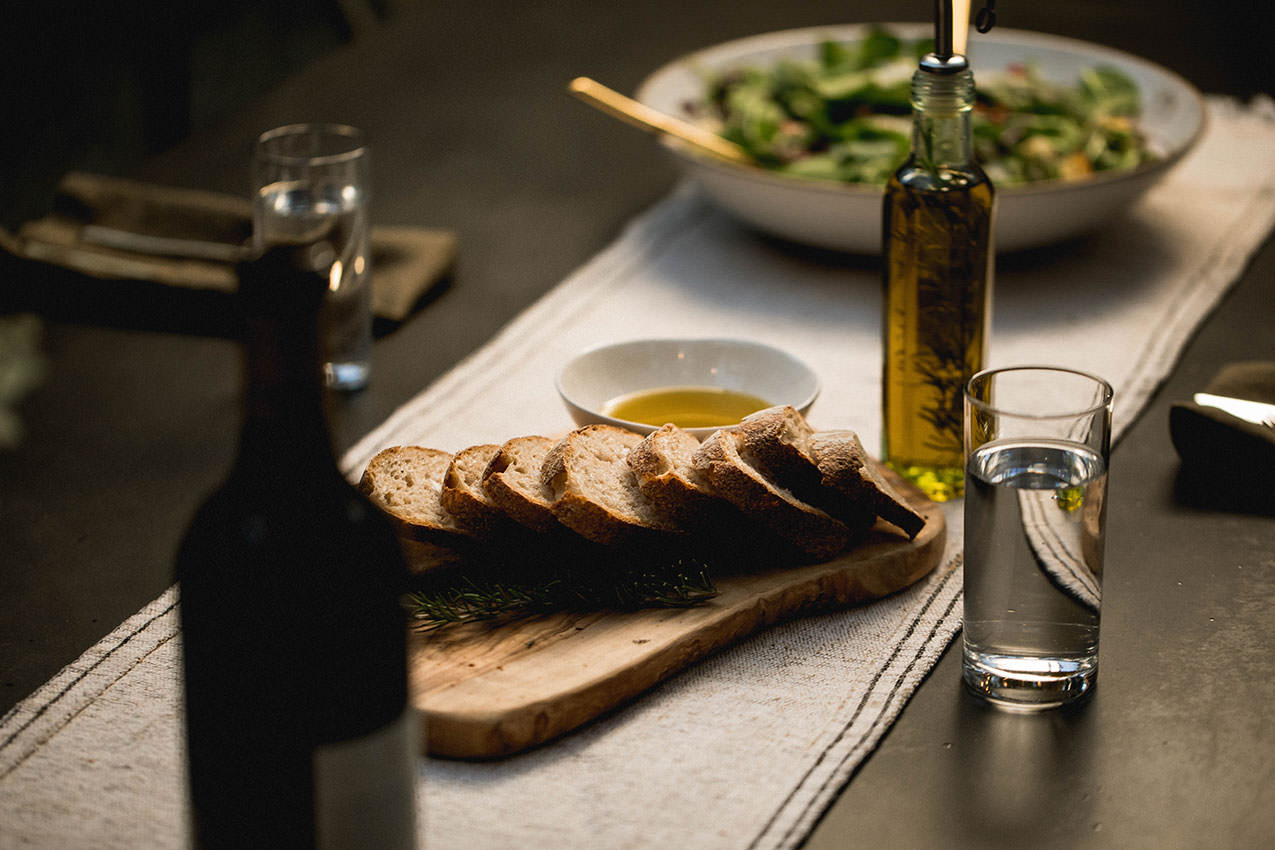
(407, 556), (718, 631)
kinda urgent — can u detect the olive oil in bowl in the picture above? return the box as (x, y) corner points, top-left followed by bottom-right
(601, 386), (772, 429)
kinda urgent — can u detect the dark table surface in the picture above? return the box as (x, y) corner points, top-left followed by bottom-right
(3, 2), (1274, 848)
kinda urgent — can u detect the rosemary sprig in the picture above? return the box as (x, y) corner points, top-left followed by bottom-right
(407, 556), (718, 631)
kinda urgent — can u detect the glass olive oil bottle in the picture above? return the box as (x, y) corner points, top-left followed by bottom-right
(882, 22), (994, 502)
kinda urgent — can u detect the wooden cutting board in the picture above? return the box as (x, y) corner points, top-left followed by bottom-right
(408, 472), (946, 759)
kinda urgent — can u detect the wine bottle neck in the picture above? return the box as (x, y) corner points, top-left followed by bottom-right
(237, 312), (336, 465)
(233, 245), (340, 470)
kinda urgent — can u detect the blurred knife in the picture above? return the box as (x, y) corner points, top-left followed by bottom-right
(80, 224), (249, 263)
(1193, 393), (1275, 428)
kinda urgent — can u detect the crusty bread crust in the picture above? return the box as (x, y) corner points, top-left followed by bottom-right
(692, 429), (850, 561)
(481, 435), (560, 532)
(737, 405), (818, 483)
(737, 407), (876, 534)
(810, 430), (925, 539)
(627, 424), (721, 525)
(441, 443), (513, 537)
(357, 446), (473, 545)
(542, 424), (682, 545)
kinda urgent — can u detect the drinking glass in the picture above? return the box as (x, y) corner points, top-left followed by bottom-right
(962, 366), (1114, 710)
(253, 123), (372, 391)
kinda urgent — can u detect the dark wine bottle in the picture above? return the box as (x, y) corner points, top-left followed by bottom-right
(176, 241), (417, 849)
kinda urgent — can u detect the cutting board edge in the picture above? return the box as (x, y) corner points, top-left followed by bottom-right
(418, 513), (947, 759)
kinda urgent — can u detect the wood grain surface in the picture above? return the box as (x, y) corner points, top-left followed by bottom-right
(408, 471), (947, 759)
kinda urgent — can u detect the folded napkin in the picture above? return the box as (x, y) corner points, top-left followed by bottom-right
(3, 172), (457, 325)
(1170, 361), (1275, 476)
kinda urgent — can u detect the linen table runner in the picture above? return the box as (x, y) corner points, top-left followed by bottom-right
(3, 95), (1274, 850)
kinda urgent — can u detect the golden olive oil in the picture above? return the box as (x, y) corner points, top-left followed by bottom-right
(881, 50), (994, 502)
(602, 386), (772, 429)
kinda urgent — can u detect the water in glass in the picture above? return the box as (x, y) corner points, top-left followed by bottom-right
(963, 438), (1106, 709)
(258, 181), (371, 391)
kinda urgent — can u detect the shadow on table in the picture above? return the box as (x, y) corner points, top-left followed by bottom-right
(1172, 466), (1275, 518)
(951, 683), (1099, 845)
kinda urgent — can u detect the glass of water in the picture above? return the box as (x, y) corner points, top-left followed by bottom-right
(253, 123), (372, 391)
(962, 366), (1114, 710)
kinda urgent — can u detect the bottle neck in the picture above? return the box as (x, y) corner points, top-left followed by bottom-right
(237, 311), (336, 467)
(909, 63), (977, 170)
(233, 246), (339, 470)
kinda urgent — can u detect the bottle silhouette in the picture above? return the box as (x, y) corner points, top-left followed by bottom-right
(176, 241), (417, 849)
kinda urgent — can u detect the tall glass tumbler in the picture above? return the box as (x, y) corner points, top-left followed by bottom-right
(962, 366), (1114, 710)
(253, 124), (372, 391)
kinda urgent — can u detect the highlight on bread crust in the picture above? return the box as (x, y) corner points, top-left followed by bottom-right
(542, 424), (683, 545)
(441, 443), (514, 537)
(358, 446), (472, 542)
(810, 430), (925, 539)
(737, 405), (930, 539)
(692, 428), (850, 561)
(481, 435), (561, 532)
(358, 445), (475, 571)
(737, 405), (819, 487)
(627, 423), (722, 525)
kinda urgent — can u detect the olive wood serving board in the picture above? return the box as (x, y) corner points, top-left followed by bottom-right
(407, 472), (946, 760)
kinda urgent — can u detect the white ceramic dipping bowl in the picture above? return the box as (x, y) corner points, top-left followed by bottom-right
(556, 338), (820, 440)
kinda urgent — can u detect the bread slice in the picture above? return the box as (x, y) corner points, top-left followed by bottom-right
(541, 424), (683, 545)
(692, 428), (850, 561)
(626, 424), (722, 525)
(737, 405), (820, 485)
(810, 430), (926, 539)
(358, 446), (471, 539)
(441, 443), (513, 537)
(481, 435), (561, 532)
(737, 405), (875, 534)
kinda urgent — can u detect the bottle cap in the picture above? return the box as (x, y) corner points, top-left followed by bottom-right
(919, 52), (970, 75)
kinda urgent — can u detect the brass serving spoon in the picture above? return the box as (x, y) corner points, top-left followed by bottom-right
(567, 76), (753, 166)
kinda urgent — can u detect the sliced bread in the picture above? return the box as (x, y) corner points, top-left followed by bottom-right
(737, 405), (876, 534)
(626, 423), (723, 525)
(481, 435), (561, 532)
(358, 446), (471, 539)
(541, 424), (683, 545)
(692, 428), (850, 561)
(810, 430), (926, 539)
(737, 405), (820, 485)
(441, 443), (514, 537)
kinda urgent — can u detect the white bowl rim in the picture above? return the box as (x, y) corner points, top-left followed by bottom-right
(635, 23), (1207, 199)
(556, 337), (821, 434)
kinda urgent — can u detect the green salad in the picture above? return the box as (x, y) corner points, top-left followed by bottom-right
(696, 27), (1156, 187)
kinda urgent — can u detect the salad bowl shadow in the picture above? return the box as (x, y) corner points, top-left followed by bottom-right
(635, 23), (1205, 254)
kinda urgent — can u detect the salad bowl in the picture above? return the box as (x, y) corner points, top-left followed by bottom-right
(635, 23), (1205, 254)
